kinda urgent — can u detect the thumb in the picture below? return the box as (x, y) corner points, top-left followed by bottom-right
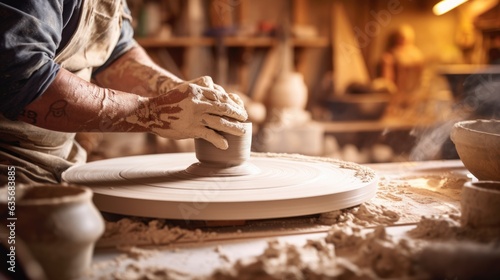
(198, 128), (229, 150)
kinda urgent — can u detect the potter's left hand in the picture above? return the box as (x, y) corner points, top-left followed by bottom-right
(126, 79), (248, 150)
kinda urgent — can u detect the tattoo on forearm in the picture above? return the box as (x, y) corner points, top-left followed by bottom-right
(19, 109), (38, 124)
(45, 100), (68, 121)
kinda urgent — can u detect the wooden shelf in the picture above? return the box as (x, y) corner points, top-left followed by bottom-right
(319, 118), (435, 133)
(136, 37), (214, 47)
(136, 36), (329, 48)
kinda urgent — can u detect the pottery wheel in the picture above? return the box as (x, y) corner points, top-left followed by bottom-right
(62, 153), (377, 220)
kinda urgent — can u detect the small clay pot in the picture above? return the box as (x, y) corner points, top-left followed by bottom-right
(187, 122), (259, 176)
(450, 119), (500, 181)
(266, 72), (308, 110)
(195, 122), (252, 167)
(14, 185), (104, 280)
(461, 181), (500, 228)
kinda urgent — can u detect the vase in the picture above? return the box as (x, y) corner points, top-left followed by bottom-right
(266, 72), (308, 110)
(14, 185), (104, 280)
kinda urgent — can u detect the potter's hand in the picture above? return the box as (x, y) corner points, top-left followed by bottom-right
(170, 76), (245, 108)
(128, 82), (248, 150)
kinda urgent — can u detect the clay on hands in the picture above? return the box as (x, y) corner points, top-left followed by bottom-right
(164, 76), (245, 108)
(125, 78), (248, 150)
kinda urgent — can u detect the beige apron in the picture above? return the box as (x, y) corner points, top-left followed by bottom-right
(0, 0), (126, 185)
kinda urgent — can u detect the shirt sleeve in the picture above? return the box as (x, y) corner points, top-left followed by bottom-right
(92, 0), (138, 76)
(0, 0), (64, 120)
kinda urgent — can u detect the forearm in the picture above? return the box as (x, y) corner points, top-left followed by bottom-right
(18, 59), (248, 150)
(94, 46), (184, 97)
(19, 68), (148, 133)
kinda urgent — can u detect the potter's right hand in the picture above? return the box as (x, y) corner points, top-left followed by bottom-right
(173, 76), (245, 108)
(126, 82), (248, 150)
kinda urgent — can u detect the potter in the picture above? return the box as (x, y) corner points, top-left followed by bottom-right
(0, 0), (247, 185)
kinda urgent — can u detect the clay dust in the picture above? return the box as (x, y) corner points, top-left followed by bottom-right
(89, 163), (500, 279)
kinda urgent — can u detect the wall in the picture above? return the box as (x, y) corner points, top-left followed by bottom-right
(341, 0), (464, 78)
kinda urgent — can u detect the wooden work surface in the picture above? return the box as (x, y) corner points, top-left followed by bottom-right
(86, 159), (491, 279)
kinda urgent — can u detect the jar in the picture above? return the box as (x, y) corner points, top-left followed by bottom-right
(13, 185), (104, 280)
(266, 72), (308, 110)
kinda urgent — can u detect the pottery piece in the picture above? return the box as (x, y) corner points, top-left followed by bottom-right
(450, 119), (500, 181)
(14, 185), (104, 280)
(266, 72), (308, 110)
(461, 181), (500, 228)
(187, 122), (259, 176)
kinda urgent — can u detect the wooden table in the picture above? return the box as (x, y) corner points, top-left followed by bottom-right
(89, 159), (481, 279)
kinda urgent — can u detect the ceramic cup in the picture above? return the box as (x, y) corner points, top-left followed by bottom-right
(461, 181), (500, 228)
(13, 185), (104, 280)
(195, 122), (252, 167)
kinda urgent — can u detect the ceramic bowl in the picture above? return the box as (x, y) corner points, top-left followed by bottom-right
(450, 119), (500, 181)
(461, 181), (500, 227)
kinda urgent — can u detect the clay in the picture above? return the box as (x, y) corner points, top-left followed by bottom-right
(86, 160), (500, 279)
(187, 122), (259, 176)
(461, 181), (500, 228)
(13, 185), (104, 280)
(450, 119), (500, 181)
(98, 217), (217, 247)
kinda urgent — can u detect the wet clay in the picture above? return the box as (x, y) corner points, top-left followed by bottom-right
(186, 122), (259, 176)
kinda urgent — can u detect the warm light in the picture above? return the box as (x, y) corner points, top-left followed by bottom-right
(433, 0), (469, 15)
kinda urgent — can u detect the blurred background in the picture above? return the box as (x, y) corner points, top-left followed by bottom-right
(81, 0), (500, 164)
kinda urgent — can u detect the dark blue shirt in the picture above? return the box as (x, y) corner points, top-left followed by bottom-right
(0, 0), (135, 120)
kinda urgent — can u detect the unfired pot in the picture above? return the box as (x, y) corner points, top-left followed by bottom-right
(266, 72), (308, 110)
(15, 185), (104, 280)
(187, 122), (259, 176)
(194, 122), (253, 166)
(461, 181), (500, 228)
(450, 119), (500, 181)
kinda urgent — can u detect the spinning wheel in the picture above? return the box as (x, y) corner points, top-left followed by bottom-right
(62, 153), (377, 220)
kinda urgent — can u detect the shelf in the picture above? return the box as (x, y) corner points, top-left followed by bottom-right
(319, 118), (436, 133)
(136, 36), (330, 48)
(136, 37), (215, 47)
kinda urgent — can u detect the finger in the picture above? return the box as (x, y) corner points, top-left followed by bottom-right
(205, 100), (248, 122)
(227, 92), (245, 108)
(213, 83), (226, 93)
(197, 127), (229, 150)
(193, 76), (214, 89)
(202, 114), (246, 136)
(201, 88), (219, 101)
(200, 89), (248, 121)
